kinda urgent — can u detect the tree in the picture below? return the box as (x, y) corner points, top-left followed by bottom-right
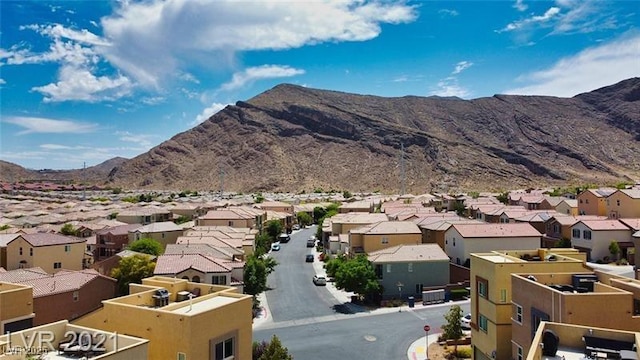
(243, 254), (278, 297)
(129, 238), (163, 256)
(265, 220), (283, 240)
(174, 215), (191, 225)
(255, 233), (272, 255)
(334, 255), (380, 299)
(60, 223), (77, 236)
(253, 335), (293, 360)
(496, 192), (509, 205)
(255, 193), (265, 203)
(343, 190), (352, 199)
(441, 305), (464, 358)
(0, 224), (10, 231)
(325, 255), (346, 278)
(296, 212), (312, 227)
(609, 241), (621, 261)
(111, 255), (156, 295)
(555, 237), (571, 248)
(312, 206), (327, 224)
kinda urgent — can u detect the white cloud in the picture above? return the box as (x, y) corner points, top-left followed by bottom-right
(115, 131), (156, 148)
(438, 9), (459, 17)
(141, 96), (165, 105)
(0, 79), (5, 85)
(40, 144), (75, 150)
(499, 7), (561, 32)
(505, 32), (640, 97)
(2, 116), (99, 135)
(220, 65), (305, 92)
(513, 0), (528, 12)
(452, 61), (473, 75)
(430, 77), (471, 98)
(21, 24), (109, 46)
(193, 102), (231, 126)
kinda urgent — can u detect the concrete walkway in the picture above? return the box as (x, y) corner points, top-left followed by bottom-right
(407, 333), (441, 360)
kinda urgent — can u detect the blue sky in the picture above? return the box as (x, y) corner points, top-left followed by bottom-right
(1, 0), (639, 170)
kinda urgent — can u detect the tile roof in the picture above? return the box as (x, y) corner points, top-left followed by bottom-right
(368, 244), (449, 263)
(586, 188), (617, 197)
(132, 221), (183, 233)
(13, 233), (86, 247)
(451, 223), (541, 238)
(96, 223), (143, 236)
(579, 220), (631, 231)
(164, 243), (241, 259)
(331, 213), (388, 224)
(619, 218), (640, 231)
(420, 219), (482, 231)
(19, 269), (113, 297)
(0, 267), (48, 283)
(350, 221), (421, 235)
(154, 254), (233, 274)
(620, 189), (640, 199)
(0, 234), (20, 247)
(550, 215), (608, 225)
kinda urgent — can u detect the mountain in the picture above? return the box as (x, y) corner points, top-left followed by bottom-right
(7, 79), (640, 193)
(0, 157), (128, 184)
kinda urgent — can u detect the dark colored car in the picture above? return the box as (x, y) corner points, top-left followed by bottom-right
(305, 254), (314, 262)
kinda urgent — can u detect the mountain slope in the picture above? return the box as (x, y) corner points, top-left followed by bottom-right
(104, 78), (640, 193)
(0, 158), (128, 183)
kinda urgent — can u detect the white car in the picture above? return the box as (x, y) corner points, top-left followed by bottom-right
(312, 275), (327, 286)
(271, 242), (281, 251)
(461, 313), (471, 329)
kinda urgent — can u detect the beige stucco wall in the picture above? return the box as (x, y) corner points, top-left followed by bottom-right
(6, 238), (85, 273)
(362, 233), (421, 253)
(577, 191), (607, 216)
(0, 283), (33, 334)
(607, 191), (640, 218)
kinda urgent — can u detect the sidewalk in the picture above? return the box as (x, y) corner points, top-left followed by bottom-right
(407, 332), (440, 360)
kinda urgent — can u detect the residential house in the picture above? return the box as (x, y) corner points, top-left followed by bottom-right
(570, 220), (633, 261)
(6, 233), (86, 273)
(483, 205), (528, 223)
(180, 226), (256, 255)
(470, 204), (505, 222)
(0, 320), (148, 359)
(444, 223), (542, 267)
(255, 201), (294, 214)
(196, 206), (265, 231)
(339, 200), (375, 214)
(73, 276), (253, 360)
(525, 322), (639, 360)
(0, 281), (33, 334)
(328, 213), (389, 236)
(577, 188), (616, 216)
(0, 234), (19, 269)
(542, 215), (607, 248)
(511, 269), (640, 358)
(164, 243), (244, 262)
(0, 268), (116, 326)
(469, 249), (588, 360)
(115, 207), (171, 225)
(154, 253), (244, 291)
(128, 221), (184, 249)
(538, 196), (564, 211)
(620, 218), (640, 266)
(556, 199), (578, 216)
(415, 215), (480, 249)
(94, 224), (143, 262)
(369, 244), (449, 300)
(170, 203), (208, 220)
(513, 212), (557, 235)
(348, 221), (422, 256)
(92, 249), (157, 277)
(606, 189), (640, 219)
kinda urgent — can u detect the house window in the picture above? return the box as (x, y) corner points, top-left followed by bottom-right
(65, 245), (71, 252)
(212, 276), (227, 285)
(18, 261), (26, 269)
(477, 277), (488, 299)
(29, 248), (33, 256)
(516, 343), (523, 360)
(214, 338), (234, 360)
(585, 199), (589, 204)
(500, 289), (507, 303)
(228, 221), (234, 227)
(408, 263), (413, 273)
(19, 247), (23, 255)
(386, 264), (392, 273)
(54, 262), (62, 269)
(572, 229), (581, 238)
(479, 314), (488, 332)
(381, 237), (388, 244)
(580, 199), (583, 204)
(583, 230), (592, 240)
(192, 276), (201, 283)
(73, 291), (79, 302)
(617, 199), (621, 206)
(177, 352), (186, 360)
(514, 303), (523, 323)
(452, 238), (456, 246)
(162, 233), (165, 238)
(553, 224), (559, 233)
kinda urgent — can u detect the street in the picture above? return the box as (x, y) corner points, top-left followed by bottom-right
(254, 225), (470, 359)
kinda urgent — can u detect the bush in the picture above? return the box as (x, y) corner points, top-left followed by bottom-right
(617, 258), (629, 265)
(449, 289), (468, 301)
(448, 347), (472, 359)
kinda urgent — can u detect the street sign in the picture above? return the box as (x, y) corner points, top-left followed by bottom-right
(424, 325), (430, 332)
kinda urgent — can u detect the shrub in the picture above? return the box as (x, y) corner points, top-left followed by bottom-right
(449, 289), (468, 301)
(617, 258), (629, 266)
(448, 347), (472, 359)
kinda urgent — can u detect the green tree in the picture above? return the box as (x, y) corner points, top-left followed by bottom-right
(326, 203), (340, 214)
(60, 223), (77, 236)
(555, 237), (571, 248)
(254, 233), (272, 255)
(265, 220), (283, 241)
(442, 305), (465, 358)
(0, 224), (10, 231)
(343, 190), (352, 199)
(296, 212), (312, 227)
(334, 255), (380, 300)
(325, 255), (346, 278)
(108, 212), (118, 220)
(174, 215), (191, 225)
(253, 334), (293, 360)
(609, 241), (621, 261)
(128, 238), (164, 256)
(255, 193), (265, 203)
(312, 206), (327, 224)
(244, 254), (278, 297)
(496, 192), (509, 205)
(111, 255), (156, 295)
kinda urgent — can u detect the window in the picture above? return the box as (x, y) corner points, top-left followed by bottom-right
(580, 199), (583, 204)
(64, 245), (71, 252)
(583, 230), (592, 240)
(162, 233), (165, 238)
(19, 247), (23, 255)
(381, 236), (388, 244)
(516, 344), (523, 360)
(514, 304), (523, 323)
(386, 264), (392, 273)
(375, 265), (383, 279)
(73, 291), (79, 302)
(477, 277), (488, 299)
(585, 198), (589, 204)
(228, 221), (234, 227)
(192, 276), (201, 283)
(500, 289), (507, 303)
(214, 338), (234, 360)
(572, 229), (581, 238)
(478, 314), (488, 332)
(212, 276), (227, 285)
(553, 224), (559, 233)
(177, 352), (186, 360)
(452, 238), (456, 246)
(54, 262), (62, 269)
(30, 248), (33, 256)
(408, 263), (413, 273)
(617, 199), (621, 206)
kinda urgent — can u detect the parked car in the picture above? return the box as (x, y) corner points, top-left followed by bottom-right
(271, 243), (281, 251)
(312, 275), (327, 286)
(461, 313), (471, 329)
(306, 239), (315, 247)
(305, 254), (314, 262)
(278, 234), (290, 243)
(292, 224), (301, 231)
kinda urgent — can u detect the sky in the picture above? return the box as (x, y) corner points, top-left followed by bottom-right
(1, 0), (639, 170)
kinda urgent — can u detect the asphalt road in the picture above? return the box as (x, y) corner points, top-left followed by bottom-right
(264, 225), (344, 322)
(256, 224), (471, 359)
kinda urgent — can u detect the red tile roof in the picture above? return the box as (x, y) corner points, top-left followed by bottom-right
(13, 233), (86, 247)
(154, 254), (233, 274)
(451, 223), (541, 238)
